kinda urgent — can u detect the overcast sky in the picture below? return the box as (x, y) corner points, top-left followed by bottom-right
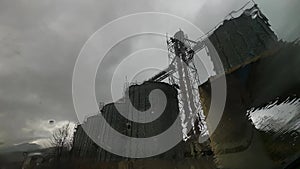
(0, 0), (299, 148)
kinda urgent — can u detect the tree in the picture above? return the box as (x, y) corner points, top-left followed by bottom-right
(50, 122), (73, 162)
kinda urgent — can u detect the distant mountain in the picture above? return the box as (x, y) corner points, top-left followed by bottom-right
(0, 142), (42, 154)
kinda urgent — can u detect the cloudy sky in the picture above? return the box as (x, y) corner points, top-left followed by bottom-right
(0, 0), (299, 148)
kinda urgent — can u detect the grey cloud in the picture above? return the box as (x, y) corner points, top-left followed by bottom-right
(0, 0), (299, 148)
